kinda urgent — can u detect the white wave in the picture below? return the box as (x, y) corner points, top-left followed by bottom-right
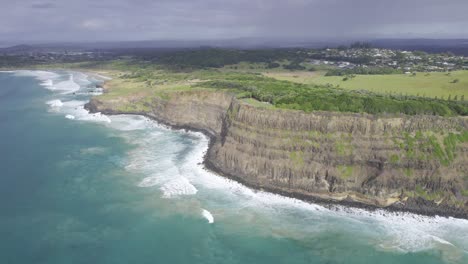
(369, 212), (467, 254)
(176, 131), (257, 198)
(46, 99), (63, 108)
(202, 209), (214, 224)
(77, 107), (468, 258)
(53, 74), (80, 94)
(65, 115), (75, 120)
(14, 70), (85, 95)
(56, 100), (111, 123)
(79, 112), (111, 123)
(108, 115), (155, 131)
(15, 70), (60, 89)
(41, 79), (54, 88)
(160, 177), (198, 198)
(174, 129), (468, 256)
(14, 70), (60, 81)
(136, 166), (181, 188)
(138, 176), (164, 188)
(73, 71), (92, 86)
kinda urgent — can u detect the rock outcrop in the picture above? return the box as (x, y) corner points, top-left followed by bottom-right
(86, 90), (468, 218)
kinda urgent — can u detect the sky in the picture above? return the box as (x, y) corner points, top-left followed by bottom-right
(1, 0), (467, 43)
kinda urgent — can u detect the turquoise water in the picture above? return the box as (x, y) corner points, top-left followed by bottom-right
(0, 71), (467, 264)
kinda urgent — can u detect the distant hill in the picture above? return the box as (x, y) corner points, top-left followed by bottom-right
(1, 38), (468, 55)
(0, 44), (37, 53)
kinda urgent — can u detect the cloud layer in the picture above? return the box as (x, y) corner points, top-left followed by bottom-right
(1, 0), (467, 42)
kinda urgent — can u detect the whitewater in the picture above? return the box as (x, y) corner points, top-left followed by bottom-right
(2, 70), (467, 264)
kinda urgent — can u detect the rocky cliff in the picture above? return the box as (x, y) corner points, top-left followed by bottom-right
(86, 90), (468, 218)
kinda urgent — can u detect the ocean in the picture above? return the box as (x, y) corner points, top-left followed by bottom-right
(0, 70), (467, 264)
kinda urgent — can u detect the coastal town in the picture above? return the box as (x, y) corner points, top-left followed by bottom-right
(308, 46), (468, 72)
(1, 42), (468, 74)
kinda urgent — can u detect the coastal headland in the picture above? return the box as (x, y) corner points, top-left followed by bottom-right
(5, 46), (468, 218)
(85, 82), (468, 219)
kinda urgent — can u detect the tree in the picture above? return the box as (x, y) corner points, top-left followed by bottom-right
(337, 45), (348, 50)
(394, 51), (406, 62)
(350, 41), (372, 49)
(412, 50), (427, 56)
(267, 62), (280, 69)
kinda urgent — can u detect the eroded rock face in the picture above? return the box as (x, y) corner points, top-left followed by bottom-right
(87, 91), (468, 218)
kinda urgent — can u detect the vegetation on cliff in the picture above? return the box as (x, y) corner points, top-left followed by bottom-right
(86, 59), (467, 116)
(11, 45), (465, 216)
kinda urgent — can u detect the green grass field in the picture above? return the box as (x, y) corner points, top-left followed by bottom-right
(61, 59), (467, 116)
(265, 71), (468, 99)
(240, 98), (276, 109)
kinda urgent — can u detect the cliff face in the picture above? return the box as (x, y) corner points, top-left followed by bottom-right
(87, 90), (468, 218)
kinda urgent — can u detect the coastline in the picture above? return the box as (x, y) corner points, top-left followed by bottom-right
(4, 69), (466, 220)
(84, 100), (468, 220)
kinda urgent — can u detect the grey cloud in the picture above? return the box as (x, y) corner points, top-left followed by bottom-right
(31, 2), (55, 9)
(0, 0), (467, 43)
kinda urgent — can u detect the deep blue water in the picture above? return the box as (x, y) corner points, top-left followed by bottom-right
(0, 71), (467, 264)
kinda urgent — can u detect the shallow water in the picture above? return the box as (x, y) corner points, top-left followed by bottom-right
(0, 71), (467, 264)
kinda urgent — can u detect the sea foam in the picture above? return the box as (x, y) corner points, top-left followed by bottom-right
(103, 112), (468, 258)
(202, 209), (214, 224)
(57, 100), (111, 123)
(15, 70), (60, 89)
(52, 74), (80, 94)
(32, 70), (466, 258)
(16, 70), (84, 94)
(176, 129), (468, 256)
(32, 71), (111, 124)
(46, 99), (64, 108)
(160, 177), (198, 198)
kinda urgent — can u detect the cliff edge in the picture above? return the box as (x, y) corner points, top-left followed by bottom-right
(85, 90), (468, 218)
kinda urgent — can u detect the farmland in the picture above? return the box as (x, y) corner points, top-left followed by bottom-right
(264, 70), (468, 99)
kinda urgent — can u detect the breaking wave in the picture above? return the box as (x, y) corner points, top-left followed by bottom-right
(15, 70), (60, 89)
(52, 74), (80, 94)
(202, 209), (214, 224)
(15, 70), (84, 94)
(29, 70), (468, 261)
(46, 99), (64, 108)
(160, 177), (198, 198)
(113, 114), (467, 259)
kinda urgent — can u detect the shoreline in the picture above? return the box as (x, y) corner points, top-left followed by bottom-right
(84, 101), (468, 220)
(4, 69), (467, 219)
(9, 68), (467, 220)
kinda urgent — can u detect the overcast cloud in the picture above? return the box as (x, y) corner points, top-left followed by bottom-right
(1, 0), (467, 43)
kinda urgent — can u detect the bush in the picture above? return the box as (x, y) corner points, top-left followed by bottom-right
(267, 62), (280, 69)
(196, 75), (468, 116)
(325, 66), (402, 76)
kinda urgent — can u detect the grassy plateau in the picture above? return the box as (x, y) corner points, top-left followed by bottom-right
(264, 70), (468, 99)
